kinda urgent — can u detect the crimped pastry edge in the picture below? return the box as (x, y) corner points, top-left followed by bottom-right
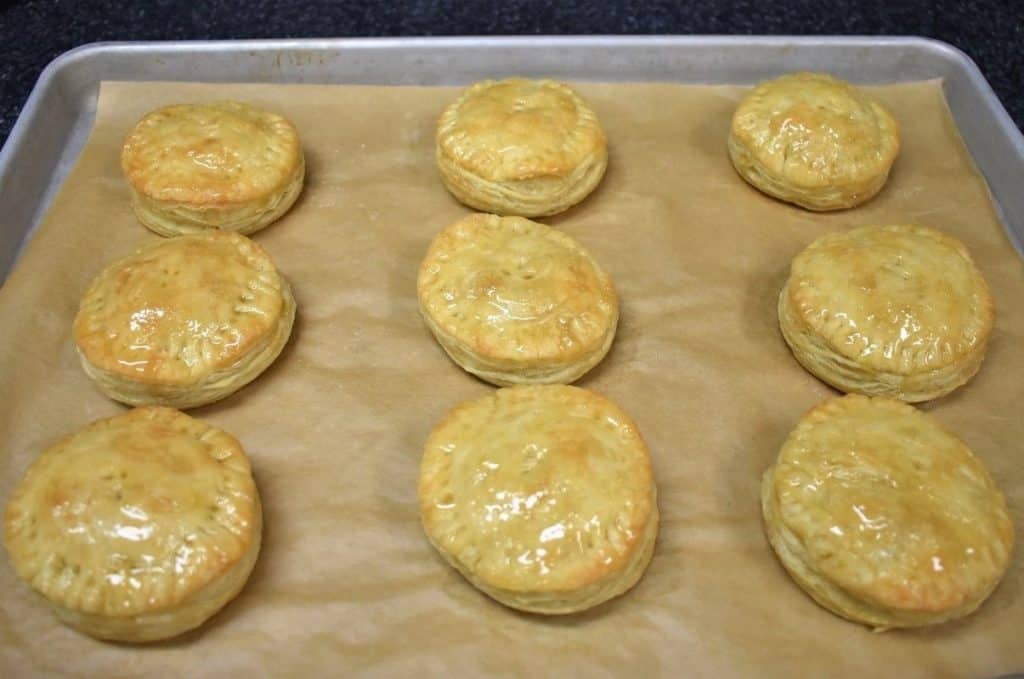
(777, 264), (989, 403)
(53, 495), (262, 643)
(436, 145), (607, 218)
(419, 299), (618, 386)
(77, 278), (296, 409)
(426, 494), (657, 615)
(131, 159), (305, 237)
(727, 132), (891, 211)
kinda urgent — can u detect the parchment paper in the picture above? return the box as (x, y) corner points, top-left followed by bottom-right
(0, 79), (1021, 678)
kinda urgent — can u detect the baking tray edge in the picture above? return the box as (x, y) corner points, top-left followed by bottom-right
(1, 35), (1021, 282)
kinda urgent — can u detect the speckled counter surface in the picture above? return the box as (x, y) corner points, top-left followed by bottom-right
(1, 0), (1022, 147)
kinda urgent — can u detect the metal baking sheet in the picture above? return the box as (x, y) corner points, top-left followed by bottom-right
(0, 36), (1022, 282)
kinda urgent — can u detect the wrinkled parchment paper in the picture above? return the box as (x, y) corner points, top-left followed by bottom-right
(1, 80), (1022, 678)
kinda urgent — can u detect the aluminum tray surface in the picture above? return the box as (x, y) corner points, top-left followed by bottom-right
(1, 36), (1022, 280)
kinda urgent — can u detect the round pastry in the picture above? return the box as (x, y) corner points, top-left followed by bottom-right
(762, 394), (1013, 630)
(728, 72), (900, 210)
(419, 385), (658, 614)
(73, 231), (296, 409)
(121, 101), (305, 236)
(778, 224), (994, 402)
(3, 407), (262, 642)
(436, 78), (608, 217)
(417, 213), (618, 386)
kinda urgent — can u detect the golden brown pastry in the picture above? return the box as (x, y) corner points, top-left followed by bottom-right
(729, 72), (899, 210)
(417, 213), (618, 386)
(436, 78), (608, 217)
(419, 385), (658, 614)
(121, 101), (304, 236)
(779, 224), (994, 402)
(762, 394), (1013, 630)
(73, 231), (296, 409)
(4, 407), (262, 642)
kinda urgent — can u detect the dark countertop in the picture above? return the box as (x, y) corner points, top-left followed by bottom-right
(1, 0), (1023, 148)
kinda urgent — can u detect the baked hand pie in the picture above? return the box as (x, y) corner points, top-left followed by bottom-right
(436, 78), (608, 217)
(73, 231), (296, 409)
(3, 407), (262, 642)
(762, 394), (1013, 630)
(779, 224), (994, 402)
(419, 385), (658, 614)
(417, 213), (618, 386)
(729, 72), (899, 210)
(121, 101), (305, 236)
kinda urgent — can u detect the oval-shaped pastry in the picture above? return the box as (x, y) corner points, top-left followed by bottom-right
(436, 78), (608, 217)
(729, 72), (900, 211)
(417, 213), (618, 386)
(419, 385), (658, 614)
(3, 407), (262, 642)
(73, 231), (296, 409)
(779, 224), (994, 402)
(121, 101), (305, 236)
(762, 394), (1013, 630)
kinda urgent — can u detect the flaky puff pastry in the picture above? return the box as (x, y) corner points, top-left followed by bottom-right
(73, 231), (296, 409)
(436, 78), (608, 217)
(4, 407), (262, 642)
(121, 101), (304, 236)
(779, 224), (993, 402)
(418, 213), (618, 386)
(762, 395), (1012, 630)
(420, 385), (658, 614)
(729, 72), (899, 210)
